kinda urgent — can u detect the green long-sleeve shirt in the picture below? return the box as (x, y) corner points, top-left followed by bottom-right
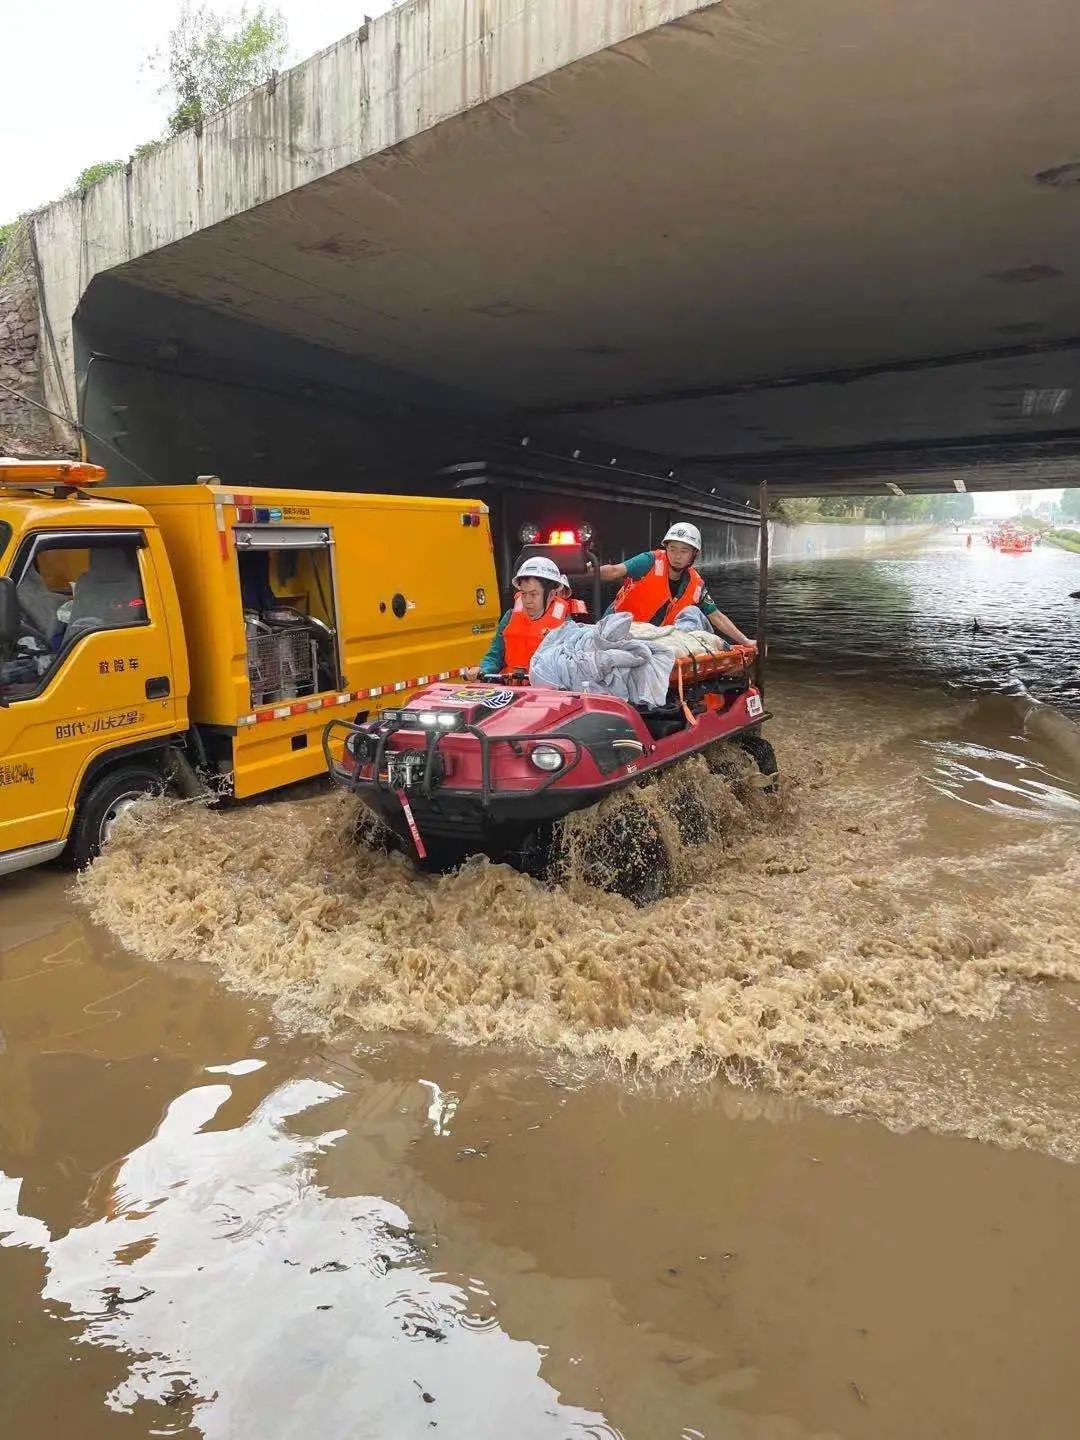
(477, 609), (514, 674)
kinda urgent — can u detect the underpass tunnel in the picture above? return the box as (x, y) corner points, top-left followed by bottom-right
(73, 274), (761, 597)
(56, 0), (1080, 573)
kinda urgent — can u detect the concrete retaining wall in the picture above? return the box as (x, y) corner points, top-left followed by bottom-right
(0, 255), (54, 452)
(31, 0), (716, 421)
(768, 520), (931, 560)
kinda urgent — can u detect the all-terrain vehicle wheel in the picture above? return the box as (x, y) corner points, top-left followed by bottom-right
(704, 745), (741, 783)
(64, 763), (163, 870)
(735, 732), (779, 788)
(658, 769), (713, 846)
(580, 800), (673, 906)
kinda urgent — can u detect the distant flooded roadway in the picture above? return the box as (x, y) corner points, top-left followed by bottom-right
(2, 530), (1078, 1440)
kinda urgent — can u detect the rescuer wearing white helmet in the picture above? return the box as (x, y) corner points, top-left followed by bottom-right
(464, 555), (572, 678)
(598, 521), (752, 643)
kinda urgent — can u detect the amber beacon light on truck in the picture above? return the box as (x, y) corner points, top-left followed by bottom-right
(0, 460), (108, 489)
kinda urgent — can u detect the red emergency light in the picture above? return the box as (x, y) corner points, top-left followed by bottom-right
(547, 529), (578, 545)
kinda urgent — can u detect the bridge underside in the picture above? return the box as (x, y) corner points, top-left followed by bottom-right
(74, 0), (1080, 504)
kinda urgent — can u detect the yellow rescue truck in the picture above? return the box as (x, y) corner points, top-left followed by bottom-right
(0, 459), (498, 876)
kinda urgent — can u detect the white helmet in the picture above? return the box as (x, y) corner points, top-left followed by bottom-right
(663, 522), (702, 551)
(513, 556), (563, 585)
(557, 573), (571, 592)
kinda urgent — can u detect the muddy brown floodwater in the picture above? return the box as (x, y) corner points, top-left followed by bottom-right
(2, 532), (1079, 1439)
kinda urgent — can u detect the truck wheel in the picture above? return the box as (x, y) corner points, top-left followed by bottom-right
(736, 733), (779, 788)
(65, 764), (163, 870)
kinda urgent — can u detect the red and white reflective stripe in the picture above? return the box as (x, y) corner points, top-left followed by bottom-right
(395, 788), (427, 860)
(235, 669), (469, 727)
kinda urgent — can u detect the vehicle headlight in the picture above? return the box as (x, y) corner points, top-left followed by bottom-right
(436, 712), (460, 728)
(579, 521), (594, 544)
(417, 711), (439, 727)
(519, 522), (540, 544)
(529, 744), (565, 773)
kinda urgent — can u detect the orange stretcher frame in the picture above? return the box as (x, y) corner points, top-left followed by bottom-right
(671, 643), (758, 726)
(672, 642), (757, 682)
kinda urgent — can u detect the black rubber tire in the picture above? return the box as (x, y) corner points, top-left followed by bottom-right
(580, 801), (673, 906)
(704, 745), (741, 783)
(736, 733), (779, 788)
(64, 763), (163, 870)
(659, 774), (713, 846)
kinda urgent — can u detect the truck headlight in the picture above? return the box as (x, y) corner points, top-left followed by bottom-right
(529, 745), (564, 773)
(519, 522), (540, 544)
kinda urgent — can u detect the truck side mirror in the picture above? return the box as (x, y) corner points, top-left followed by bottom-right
(0, 575), (18, 660)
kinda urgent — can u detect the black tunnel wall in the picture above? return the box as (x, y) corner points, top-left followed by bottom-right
(74, 275), (759, 592)
(75, 275), (489, 493)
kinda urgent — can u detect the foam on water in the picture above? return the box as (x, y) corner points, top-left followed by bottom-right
(76, 687), (1080, 1160)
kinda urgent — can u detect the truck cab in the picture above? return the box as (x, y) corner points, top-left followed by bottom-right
(1, 460), (498, 878)
(0, 461), (190, 876)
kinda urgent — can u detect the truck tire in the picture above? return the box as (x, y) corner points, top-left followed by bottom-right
(65, 763), (163, 870)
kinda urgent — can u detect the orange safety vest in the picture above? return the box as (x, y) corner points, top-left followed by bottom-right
(612, 550), (704, 625)
(502, 594), (569, 669)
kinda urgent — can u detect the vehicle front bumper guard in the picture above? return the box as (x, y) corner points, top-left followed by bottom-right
(323, 715), (585, 810)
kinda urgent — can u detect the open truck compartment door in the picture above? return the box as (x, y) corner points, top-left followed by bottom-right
(125, 482), (500, 800)
(234, 522), (344, 710)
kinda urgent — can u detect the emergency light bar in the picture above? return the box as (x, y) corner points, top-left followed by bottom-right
(518, 522), (594, 546)
(0, 460), (107, 487)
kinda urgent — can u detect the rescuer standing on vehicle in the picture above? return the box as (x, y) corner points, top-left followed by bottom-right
(464, 556), (571, 678)
(598, 522), (752, 644)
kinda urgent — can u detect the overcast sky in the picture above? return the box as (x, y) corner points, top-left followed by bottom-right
(1, 1), (395, 218)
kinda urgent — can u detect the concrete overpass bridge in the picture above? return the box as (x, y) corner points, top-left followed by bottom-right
(26, 0), (1080, 540)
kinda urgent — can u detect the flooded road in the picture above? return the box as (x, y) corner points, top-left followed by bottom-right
(2, 531), (1079, 1438)
(713, 528), (1080, 717)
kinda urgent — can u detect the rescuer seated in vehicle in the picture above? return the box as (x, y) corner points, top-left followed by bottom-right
(0, 562), (67, 691)
(464, 556), (571, 678)
(17, 561), (66, 647)
(598, 522), (752, 645)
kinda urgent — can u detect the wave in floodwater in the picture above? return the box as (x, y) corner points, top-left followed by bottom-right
(76, 684), (1080, 1161)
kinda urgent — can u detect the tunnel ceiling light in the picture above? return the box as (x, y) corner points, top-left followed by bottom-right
(887, 483), (906, 496)
(953, 478), (967, 492)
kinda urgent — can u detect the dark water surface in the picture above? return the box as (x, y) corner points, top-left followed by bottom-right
(712, 530), (1080, 716)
